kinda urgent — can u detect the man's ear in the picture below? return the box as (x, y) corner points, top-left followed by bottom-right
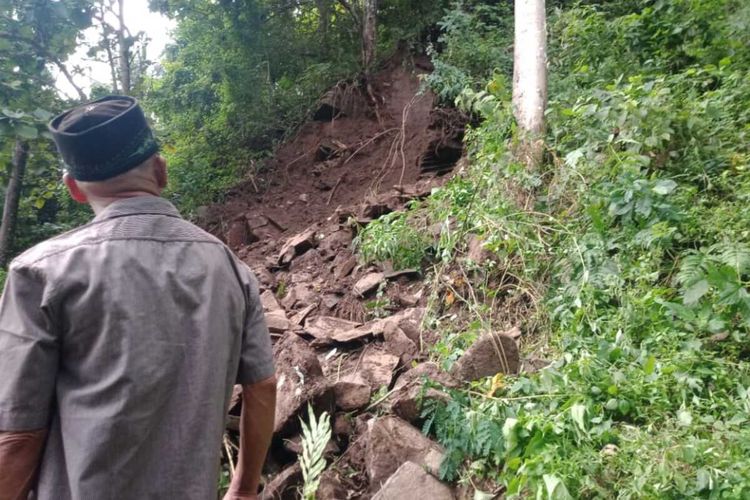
(63, 173), (88, 203)
(154, 155), (168, 190)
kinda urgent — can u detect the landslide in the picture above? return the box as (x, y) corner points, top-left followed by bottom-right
(202, 56), (507, 500)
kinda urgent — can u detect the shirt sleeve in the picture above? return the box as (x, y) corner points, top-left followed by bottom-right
(0, 263), (58, 431)
(235, 264), (275, 385)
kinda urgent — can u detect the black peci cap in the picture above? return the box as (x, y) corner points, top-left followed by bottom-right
(48, 95), (159, 182)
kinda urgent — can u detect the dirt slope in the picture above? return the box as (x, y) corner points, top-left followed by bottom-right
(201, 56), (511, 500)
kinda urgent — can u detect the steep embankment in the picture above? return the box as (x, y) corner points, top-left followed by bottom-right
(203, 57), (489, 499)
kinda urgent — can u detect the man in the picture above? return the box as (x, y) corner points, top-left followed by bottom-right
(0, 96), (276, 500)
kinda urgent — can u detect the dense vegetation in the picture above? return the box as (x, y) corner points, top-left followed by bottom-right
(356, 0), (750, 497)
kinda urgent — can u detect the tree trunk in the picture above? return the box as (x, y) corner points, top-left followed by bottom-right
(316, 0), (330, 48)
(0, 140), (30, 268)
(362, 0), (378, 75)
(116, 0), (131, 94)
(512, 0), (547, 169)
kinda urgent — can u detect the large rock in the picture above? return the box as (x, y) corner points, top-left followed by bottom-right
(304, 316), (362, 343)
(226, 219), (259, 248)
(365, 416), (445, 488)
(265, 310), (291, 333)
(353, 272), (385, 297)
(273, 334), (331, 435)
(450, 328), (521, 382)
(278, 228), (317, 265)
(334, 373), (372, 411)
(372, 461), (455, 500)
(389, 363), (458, 423)
(260, 290), (283, 313)
(259, 463), (302, 500)
(382, 320), (417, 365)
(360, 351), (400, 389)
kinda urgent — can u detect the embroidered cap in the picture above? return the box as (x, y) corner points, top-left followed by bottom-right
(48, 95), (159, 182)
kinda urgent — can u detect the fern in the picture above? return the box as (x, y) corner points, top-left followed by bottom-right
(299, 405), (332, 500)
(715, 243), (750, 275)
(676, 250), (708, 286)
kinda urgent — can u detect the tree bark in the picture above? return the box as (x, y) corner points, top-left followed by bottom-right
(0, 141), (30, 268)
(362, 0), (378, 75)
(512, 0), (547, 169)
(316, 0), (330, 48)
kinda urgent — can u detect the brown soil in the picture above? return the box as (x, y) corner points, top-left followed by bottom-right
(205, 55), (477, 499)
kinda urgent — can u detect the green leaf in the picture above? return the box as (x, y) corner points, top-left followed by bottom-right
(683, 279), (709, 306)
(677, 409), (693, 427)
(644, 355), (656, 375)
(652, 179), (677, 195)
(15, 124), (38, 139)
(571, 403), (587, 431)
(543, 474), (572, 500)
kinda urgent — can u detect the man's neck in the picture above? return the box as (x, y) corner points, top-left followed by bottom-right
(88, 190), (160, 215)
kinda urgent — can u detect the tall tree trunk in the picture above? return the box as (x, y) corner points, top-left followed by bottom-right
(512, 0), (547, 169)
(0, 140), (30, 268)
(362, 0), (378, 75)
(116, 0), (131, 94)
(316, 0), (330, 49)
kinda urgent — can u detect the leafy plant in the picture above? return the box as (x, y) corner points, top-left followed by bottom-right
(299, 405), (332, 500)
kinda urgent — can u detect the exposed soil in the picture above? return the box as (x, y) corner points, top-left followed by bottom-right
(204, 56), (521, 499)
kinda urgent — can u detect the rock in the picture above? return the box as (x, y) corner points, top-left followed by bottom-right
(278, 228), (317, 265)
(365, 416), (445, 488)
(226, 219), (259, 248)
(372, 461), (455, 500)
(450, 328), (521, 382)
(273, 334), (332, 435)
(265, 310), (291, 333)
(360, 351), (400, 389)
(329, 320), (384, 343)
(334, 373), (372, 411)
(319, 228), (352, 256)
(283, 434), (339, 457)
(317, 470), (349, 500)
(353, 272), (385, 297)
(299, 193), (309, 203)
(259, 463), (302, 500)
(383, 268), (420, 280)
(304, 316), (362, 343)
(389, 363), (458, 423)
(260, 290), (283, 312)
(280, 283), (317, 310)
(333, 414), (353, 437)
(383, 321), (417, 365)
(290, 303), (317, 326)
(333, 254), (358, 280)
(465, 234), (493, 265)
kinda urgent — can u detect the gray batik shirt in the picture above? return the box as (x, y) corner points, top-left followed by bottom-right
(0, 196), (274, 499)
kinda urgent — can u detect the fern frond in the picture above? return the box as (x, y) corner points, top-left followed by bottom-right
(676, 251), (707, 286)
(715, 243), (750, 275)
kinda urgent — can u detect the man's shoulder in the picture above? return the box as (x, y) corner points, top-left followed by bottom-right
(12, 214), (226, 269)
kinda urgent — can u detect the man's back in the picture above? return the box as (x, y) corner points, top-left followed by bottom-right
(0, 196), (273, 499)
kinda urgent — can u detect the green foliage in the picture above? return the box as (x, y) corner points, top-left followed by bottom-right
(424, 2), (513, 103)
(375, 0), (750, 497)
(354, 210), (432, 270)
(299, 405), (332, 500)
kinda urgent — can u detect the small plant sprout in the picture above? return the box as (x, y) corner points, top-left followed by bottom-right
(299, 404), (332, 500)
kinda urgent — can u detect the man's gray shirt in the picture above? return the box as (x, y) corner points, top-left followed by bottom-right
(0, 196), (274, 499)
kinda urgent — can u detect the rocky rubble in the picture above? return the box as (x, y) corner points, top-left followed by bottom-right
(220, 176), (522, 499)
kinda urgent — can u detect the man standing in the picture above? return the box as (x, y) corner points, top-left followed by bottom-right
(0, 96), (276, 500)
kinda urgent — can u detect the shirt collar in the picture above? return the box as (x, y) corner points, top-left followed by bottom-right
(93, 195), (182, 222)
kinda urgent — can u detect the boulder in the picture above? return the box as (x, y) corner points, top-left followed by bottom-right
(333, 254), (358, 280)
(259, 463), (302, 500)
(278, 228), (317, 265)
(450, 328), (521, 382)
(304, 316), (362, 343)
(260, 290), (283, 313)
(389, 363), (458, 423)
(365, 416), (445, 488)
(372, 461), (455, 500)
(273, 334), (332, 435)
(353, 272), (385, 297)
(280, 283), (317, 310)
(226, 219), (259, 248)
(334, 373), (372, 411)
(360, 351), (400, 389)
(316, 470), (350, 500)
(383, 321), (417, 365)
(265, 310), (291, 333)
